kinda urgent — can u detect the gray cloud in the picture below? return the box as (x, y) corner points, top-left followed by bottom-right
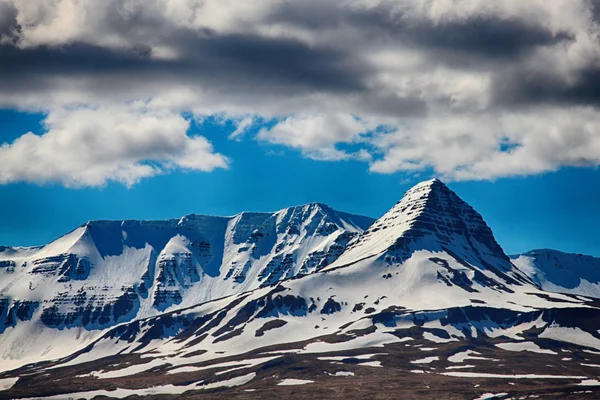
(589, 0), (600, 21)
(0, 33), (368, 93)
(0, 1), (19, 44)
(270, 2), (573, 60)
(492, 66), (600, 108)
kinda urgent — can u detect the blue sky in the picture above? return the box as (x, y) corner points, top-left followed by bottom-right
(1, 1), (600, 257)
(1, 109), (599, 257)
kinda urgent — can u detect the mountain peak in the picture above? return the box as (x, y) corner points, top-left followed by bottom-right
(394, 176), (441, 200)
(411, 177), (443, 188)
(398, 177), (448, 202)
(328, 178), (511, 272)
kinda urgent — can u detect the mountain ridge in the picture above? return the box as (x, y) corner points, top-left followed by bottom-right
(511, 249), (600, 298)
(0, 202), (375, 371)
(3, 179), (598, 399)
(2, 180), (600, 399)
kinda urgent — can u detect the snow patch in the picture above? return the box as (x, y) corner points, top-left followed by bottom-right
(0, 377), (18, 391)
(446, 365), (475, 370)
(540, 327), (600, 350)
(496, 341), (557, 355)
(472, 393), (508, 400)
(423, 332), (458, 343)
(411, 356), (439, 364)
(579, 379), (600, 386)
(327, 371), (355, 377)
(448, 350), (491, 363)
(278, 379), (314, 386)
(357, 361), (382, 367)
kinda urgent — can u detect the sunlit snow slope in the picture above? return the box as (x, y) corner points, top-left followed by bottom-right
(0, 203), (373, 368)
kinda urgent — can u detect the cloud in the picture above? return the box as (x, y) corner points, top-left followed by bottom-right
(0, 1), (19, 44)
(229, 116), (256, 140)
(493, 66), (600, 108)
(268, 1), (573, 60)
(1, 0), (600, 185)
(0, 32), (368, 102)
(370, 106), (600, 180)
(0, 105), (228, 187)
(257, 113), (367, 160)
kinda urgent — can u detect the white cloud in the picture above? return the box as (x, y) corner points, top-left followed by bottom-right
(229, 116), (256, 140)
(0, 105), (228, 187)
(257, 113), (367, 161)
(370, 107), (600, 181)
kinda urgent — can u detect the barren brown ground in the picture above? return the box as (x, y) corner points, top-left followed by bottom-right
(2, 332), (600, 399)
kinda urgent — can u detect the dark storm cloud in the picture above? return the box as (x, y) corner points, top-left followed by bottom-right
(0, 32), (369, 95)
(0, 1), (19, 44)
(589, 0), (600, 21)
(0, 0), (596, 116)
(268, 1), (572, 59)
(266, 0), (599, 110)
(492, 65), (600, 108)
(1, 0), (581, 115)
(405, 18), (573, 59)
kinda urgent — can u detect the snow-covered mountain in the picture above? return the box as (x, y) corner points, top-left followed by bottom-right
(324, 179), (532, 286)
(62, 178), (568, 366)
(0, 203), (373, 368)
(511, 249), (600, 298)
(2, 179), (600, 400)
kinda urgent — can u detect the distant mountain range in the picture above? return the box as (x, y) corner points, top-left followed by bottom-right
(1, 179), (599, 400)
(511, 249), (600, 298)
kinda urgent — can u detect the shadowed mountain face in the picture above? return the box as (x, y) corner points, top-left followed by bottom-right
(512, 249), (600, 298)
(1, 180), (600, 400)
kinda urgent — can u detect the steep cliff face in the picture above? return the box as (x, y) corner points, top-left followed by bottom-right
(331, 179), (506, 262)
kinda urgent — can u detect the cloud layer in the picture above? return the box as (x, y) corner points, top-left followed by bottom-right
(1, 0), (600, 185)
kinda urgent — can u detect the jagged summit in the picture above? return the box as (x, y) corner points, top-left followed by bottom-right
(42, 203), (373, 260)
(75, 202), (371, 235)
(0, 202), (376, 365)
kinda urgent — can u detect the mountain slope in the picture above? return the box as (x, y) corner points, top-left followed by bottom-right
(326, 179), (533, 289)
(0, 203), (374, 369)
(512, 249), (600, 298)
(4, 179), (600, 399)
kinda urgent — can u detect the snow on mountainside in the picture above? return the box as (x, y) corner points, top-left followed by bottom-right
(3, 179), (600, 399)
(511, 249), (600, 298)
(5, 179), (600, 400)
(326, 179), (533, 288)
(0, 203), (374, 369)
